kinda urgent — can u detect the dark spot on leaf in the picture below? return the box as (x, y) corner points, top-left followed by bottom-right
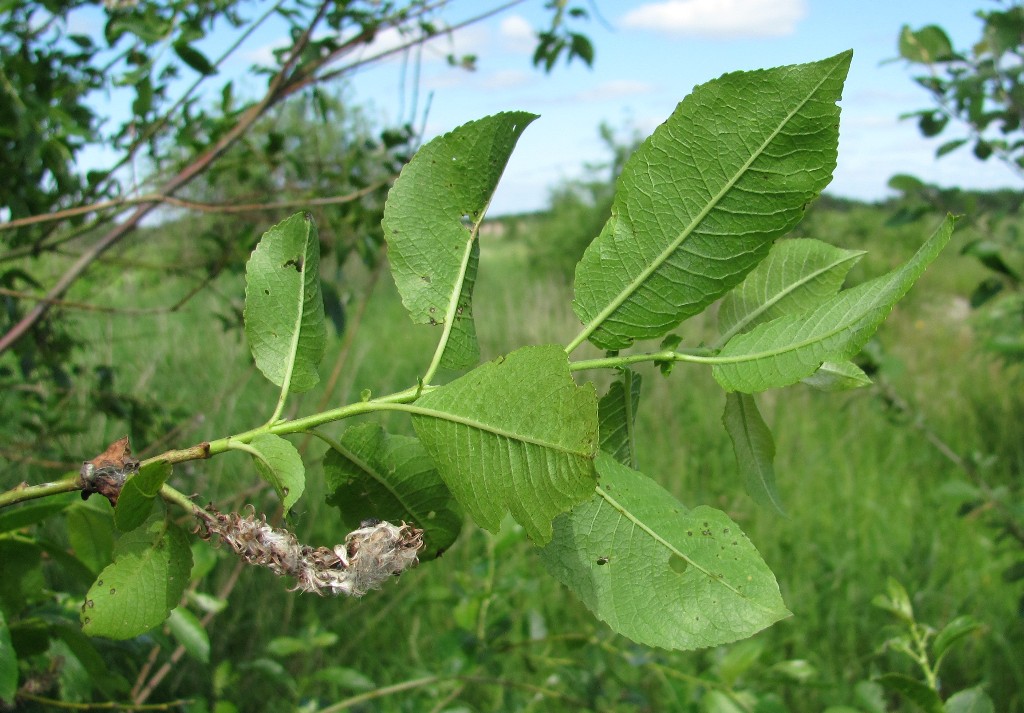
(421, 275), (431, 283)
(283, 257), (303, 272)
(702, 529), (712, 536)
(596, 556), (609, 565)
(686, 530), (693, 536)
(264, 289), (271, 295)
(83, 617), (90, 624)
(110, 588), (116, 595)
(97, 580), (103, 586)
(282, 487), (289, 496)
(429, 306), (435, 313)
(669, 555), (687, 574)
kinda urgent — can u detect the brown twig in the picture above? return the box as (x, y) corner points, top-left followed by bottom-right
(0, 182), (388, 232)
(15, 693), (193, 711)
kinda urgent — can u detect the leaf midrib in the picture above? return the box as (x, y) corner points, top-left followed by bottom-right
(399, 403), (591, 457)
(595, 485), (774, 610)
(716, 249), (865, 347)
(575, 58), (847, 349)
(328, 440), (430, 528)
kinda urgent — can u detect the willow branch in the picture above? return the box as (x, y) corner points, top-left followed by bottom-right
(0, 181), (388, 232)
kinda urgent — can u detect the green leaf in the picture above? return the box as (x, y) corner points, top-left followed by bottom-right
(114, 461), (171, 532)
(248, 434), (305, 515)
(173, 41), (217, 75)
(944, 687), (995, 713)
(82, 520), (192, 640)
(571, 51), (852, 351)
(308, 666), (376, 692)
(66, 502), (114, 574)
(875, 673), (944, 713)
(722, 392), (784, 514)
(166, 607), (210, 663)
(382, 112), (537, 370)
(539, 454), (790, 650)
(598, 369), (642, 467)
(933, 615), (982, 664)
(411, 344), (598, 544)
(244, 212), (327, 394)
(0, 496), (73, 533)
(718, 238), (865, 344)
(713, 215), (955, 392)
(801, 360), (872, 392)
(0, 611), (16, 705)
(323, 423), (463, 559)
(898, 25), (956, 64)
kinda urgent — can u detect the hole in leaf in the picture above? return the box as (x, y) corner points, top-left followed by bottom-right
(669, 555), (688, 574)
(109, 588), (116, 595)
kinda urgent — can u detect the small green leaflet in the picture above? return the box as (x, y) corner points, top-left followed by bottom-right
(114, 461), (171, 532)
(539, 454), (790, 650)
(81, 519), (192, 640)
(572, 51), (852, 351)
(411, 344), (598, 544)
(801, 360), (872, 392)
(323, 423), (462, 559)
(244, 212), (327, 394)
(722, 392), (784, 515)
(382, 112), (537, 370)
(713, 215), (956, 392)
(598, 369), (642, 468)
(167, 607), (210, 663)
(717, 238), (866, 345)
(248, 434), (305, 515)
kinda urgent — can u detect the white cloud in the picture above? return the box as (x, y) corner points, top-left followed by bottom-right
(245, 23), (489, 69)
(573, 80), (655, 103)
(620, 0), (806, 39)
(499, 15), (535, 54)
(482, 69), (532, 90)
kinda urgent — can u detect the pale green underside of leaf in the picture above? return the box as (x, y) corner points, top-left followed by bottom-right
(383, 112), (537, 370)
(573, 51), (853, 351)
(722, 392), (784, 514)
(244, 212), (327, 392)
(598, 369), (642, 468)
(539, 454), (790, 650)
(411, 344), (598, 544)
(324, 423), (463, 559)
(801, 360), (872, 391)
(249, 433), (305, 515)
(82, 519), (192, 640)
(718, 238), (865, 343)
(713, 215), (955, 392)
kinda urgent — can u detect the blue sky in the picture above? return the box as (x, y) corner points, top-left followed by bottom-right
(325, 0), (1021, 214)
(70, 1), (1022, 216)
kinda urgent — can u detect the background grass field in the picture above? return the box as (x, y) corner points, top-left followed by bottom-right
(3, 197), (1022, 712)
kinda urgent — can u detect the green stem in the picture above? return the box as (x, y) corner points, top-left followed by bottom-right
(159, 483), (203, 516)
(0, 475), (80, 508)
(569, 348), (718, 373)
(206, 383), (433, 455)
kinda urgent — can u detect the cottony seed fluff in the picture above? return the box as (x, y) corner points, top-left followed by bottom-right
(196, 506), (424, 596)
